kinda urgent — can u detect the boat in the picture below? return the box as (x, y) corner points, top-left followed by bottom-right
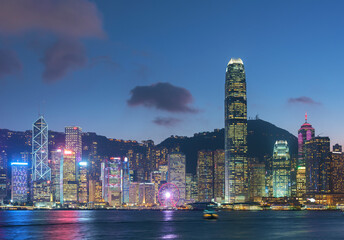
(203, 205), (219, 219)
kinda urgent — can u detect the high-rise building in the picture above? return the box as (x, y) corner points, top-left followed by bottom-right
(129, 182), (140, 205)
(150, 171), (162, 203)
(103, 157), (122, 206)
(0, 150), (8, 203)
(78, 161), (88, 205)
(296, 114), (315, 199)
(248, 158), (266, 202)
(197, 150), (214, 202)
(225, 58), (248, 203)
(168, 152), (186, 205)
(63, 150), (78, 206)
(32, 116), (51, 181)
(11, 162), (28, 204)
(185, 173), (198, 203)
(65, 126), (82, 164)
(51, 149), (63, 204)
(122, 157), (130, 204)
(272, 141), (291, 197)
(305, 137), (331, 194)
(331, 144), (344, 193)
(214, 149), (225, 202)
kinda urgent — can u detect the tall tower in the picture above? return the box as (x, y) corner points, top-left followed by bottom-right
(225, 58), (248, 203)
(296, 113), (315, 200)
(32, 116), (51, 181)
(272, 141), (291, 197)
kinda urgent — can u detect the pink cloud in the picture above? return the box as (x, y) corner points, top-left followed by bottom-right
(0, 0), (105, 38)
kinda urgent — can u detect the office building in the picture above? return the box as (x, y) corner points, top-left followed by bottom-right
(225, 58), (248, 203)
(168, 152), (186, 205)
(272, 141), (291, 197)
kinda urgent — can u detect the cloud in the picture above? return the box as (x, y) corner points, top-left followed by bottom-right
(0, 49), (22, 79)
(153, 117), (181, 127)
(288, 96), (321, 105)
(127, 82), (198, 113)
(41, 39), (87, 82)
(0, 0), (105, 38)
(89, 56), (120, 70)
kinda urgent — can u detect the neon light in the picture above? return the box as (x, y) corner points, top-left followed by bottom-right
(57, 149), (62, 152)
(11, 162), (28, 166)
(124, 157), (128, 162)
(79, 162), (88, 166)
(165, 192), (171, 198)
(64, 150), (72, 155)
(73, 127), (78, 130)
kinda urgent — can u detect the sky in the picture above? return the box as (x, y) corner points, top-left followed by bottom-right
(1, 0), (344, 146)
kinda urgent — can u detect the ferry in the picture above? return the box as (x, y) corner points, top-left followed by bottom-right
(203, 204), (219, 219)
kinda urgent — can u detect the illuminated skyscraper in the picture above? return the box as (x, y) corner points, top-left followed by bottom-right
(78, 161), (88, 205)
(65, 127), (82, 164)
(51, 149), (63, 204)
(63, 150), (78, 206)
(0, 150), (8, 203)
(305, 137), (331, 194)
(197, 150), (214, 202)
(331, 144), (344, 193)
(168, 152), (186, 205)
(139, 183), (155, 205)
(103, 157), (122, 206)
(272, 141), (291, 197)
(225, 58), (248, 203)
(32, 116), (51, 181)
(214, 149), (225, 202)
(296, 113), (315, 199)
(122, 157), (130, 204)
(11, 162), (28, 204)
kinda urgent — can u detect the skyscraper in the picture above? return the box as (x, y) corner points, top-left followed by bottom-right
(168, 152), (186, 205)
(305, 137), (331, 194)
(11, 162), (28, 204)
(51, 149), (63, 204)
(78, 161), (88, 205)
(225, 58), (248, 203)
(296, 114), (315, 199)
(272, 141), (291, 197)
(32, 116), (51, 181)
(63, 150), (78, 206)
(197, 150), (214, 202)
(331, 144), (344, 193)
(65, 127), (82, 164)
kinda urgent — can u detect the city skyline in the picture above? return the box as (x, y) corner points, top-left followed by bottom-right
(1, 1), (344, 147)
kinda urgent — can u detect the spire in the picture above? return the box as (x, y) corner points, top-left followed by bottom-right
(305, 112), (307, 123)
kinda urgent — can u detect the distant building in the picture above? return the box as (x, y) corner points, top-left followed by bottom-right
(122, 157), (130, 204)
(129, 182), (140, 205)
(139, 183), (155, 205)
(51, 149), (63, 204)
(185, 173), (198, 203)
(65, 127), (82, 164)
(63, 150), (78, 206)
(168, 153), (186, 205)
(150, 171), (162, 203)
(197, 150), (225, 202)
(78, 161), (88, 205)
(272, 141), (291, 197)
(297, 114), (315, 199)
(103, 157), (122, 206)
(197, 150), (214, 202)
(248, 158), (266, 202)
(0, 150), (8, 203)
(331, 144), (344, 193)
(225, 58), (248, 203)
(11, 162), (28, 204)
(158, 165), (168, 182)
(305, 137), (331, 194)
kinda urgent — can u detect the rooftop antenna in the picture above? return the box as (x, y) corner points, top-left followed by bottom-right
(305, 112), (307, 123)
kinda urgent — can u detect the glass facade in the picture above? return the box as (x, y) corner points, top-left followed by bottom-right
(225, 58), (248, 203)
(63, 150), (77, 205)
(272, 141), (291, 197)
(11, 162), (28, 204)
(168, 152), (186, 204)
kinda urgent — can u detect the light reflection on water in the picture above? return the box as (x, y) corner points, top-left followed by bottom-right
(0, 211), (344, 239)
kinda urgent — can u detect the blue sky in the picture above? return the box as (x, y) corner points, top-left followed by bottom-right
(0, 0), (344, 146)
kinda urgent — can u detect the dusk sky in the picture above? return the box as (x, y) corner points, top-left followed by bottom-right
(1, 0), (344, 145)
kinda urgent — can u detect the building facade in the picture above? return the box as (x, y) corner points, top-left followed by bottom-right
(168, 153), (186, 205)
(272, 141), (291, 197)
(11, 162), (28, 204)
(225, 58), (248, 203)
(331, 144), (344, 193)
(63, 150), (78, 205)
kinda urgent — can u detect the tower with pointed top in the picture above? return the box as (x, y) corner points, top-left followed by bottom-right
(32, 116), (51, 181)
(225, 58), (248, 203)
(296, 113), (315, 200)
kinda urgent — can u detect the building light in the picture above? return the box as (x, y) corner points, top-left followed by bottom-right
(64, 150), (72, 155)
(79, 162), (88, 166)
(11, 162), (28, 166)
